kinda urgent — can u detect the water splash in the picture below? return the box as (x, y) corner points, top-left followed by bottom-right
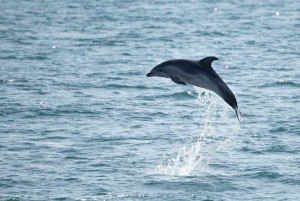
(156, 87), (240, 176)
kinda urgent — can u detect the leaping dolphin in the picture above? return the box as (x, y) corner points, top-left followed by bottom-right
(146, 56), (241, 122)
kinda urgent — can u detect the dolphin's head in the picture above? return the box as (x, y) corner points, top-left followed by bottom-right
(146, 63), (170, 78)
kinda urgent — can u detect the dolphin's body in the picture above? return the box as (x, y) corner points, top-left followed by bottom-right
(146, 56), (240, 122)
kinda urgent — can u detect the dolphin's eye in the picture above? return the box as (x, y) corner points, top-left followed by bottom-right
(158, 69), (163, 72)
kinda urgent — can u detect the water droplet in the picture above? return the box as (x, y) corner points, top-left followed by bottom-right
(225, 66), (228, 69)
(214, 8), (218, 11)
(276, 12), (280, 16)
(52, 46), (56, 49)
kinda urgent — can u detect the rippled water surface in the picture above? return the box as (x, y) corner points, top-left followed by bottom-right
(1, 0), (300, 200)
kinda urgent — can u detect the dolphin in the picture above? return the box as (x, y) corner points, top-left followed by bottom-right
(146, 56), (241, 122)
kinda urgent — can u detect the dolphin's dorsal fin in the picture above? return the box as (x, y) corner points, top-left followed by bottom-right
(199, 56), (219, 69)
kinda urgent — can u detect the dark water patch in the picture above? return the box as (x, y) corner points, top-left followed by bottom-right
(118, 31), (142, 39)
(264, 145), (297, 154)
(60, 148), (82, 154)
(39, 133), (68, 141)
(90, 163), (111, 168)
(242, 20), (255, 26)
(74, 42), (93, 47)
(53, 197), (68, 201)
(144, 25), (162, 29)
(34, 108), (64, 117)
(149, 111), (168, 117)
(280, 178), (300, 185)
(22, 55), (50, 60)
(239, 112), (259, 118)
(118, 71), (143, 76)
(86, 72), (106, 78)
(239, 146), (263, 154)
(32, 90), (49, 95)
(73, 38), (93, 43)
(64, 155), (88, 160)
(104, 40), (127, 47)
(6, 145), (36, 152)
(0, 55), (19, 60)
(143, 179), (214, 192)
(211, 31), (226, 36)
(129, 116), (153, 121)
(181, 114), (194, 119)
(192, 30), (214, 36)
(130, 124), (143, 129)
(294, 24), (300, 28)
(208, 163), (230, 169)
(54, 177), (83, 184)
(193, 30), (226, 37)
(87, 135), (139, 143)
(276, 68), (294, 71)
(156, 36), (174, 42)
(53, 108), (95, 115)
(269, 127), (287, 133)
(2, 178), (36, 187)
(246, 40), (256, 45)
(288, 123), (300, 134)
(281, 51), (300, 57)
(121, 52), (132, 56)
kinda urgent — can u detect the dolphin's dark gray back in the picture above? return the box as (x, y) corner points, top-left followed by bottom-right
(147, 56), (240, 122)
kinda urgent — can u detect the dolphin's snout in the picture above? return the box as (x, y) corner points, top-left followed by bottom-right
(146, 72), (152, 77)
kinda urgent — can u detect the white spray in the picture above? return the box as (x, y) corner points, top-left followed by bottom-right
(156, 87), (240, 176)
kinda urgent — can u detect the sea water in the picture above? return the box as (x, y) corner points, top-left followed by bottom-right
(1, 0), (300, 200)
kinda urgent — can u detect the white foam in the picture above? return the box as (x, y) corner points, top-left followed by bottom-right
(156, 87), (240, 176)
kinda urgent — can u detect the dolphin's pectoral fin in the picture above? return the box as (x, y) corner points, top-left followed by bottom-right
(170, 76), (186, 85)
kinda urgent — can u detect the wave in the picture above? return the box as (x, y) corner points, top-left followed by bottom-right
(258, 81), (299, 88)
(0, 55), (50, 60)
(154, 91), (197, 100)
(0, 79), (15, 84)
(0, 194), (131, 201)
(252, 171), (283, 179)
(105, 84), (165, 90)
(269, 127), (287, 133)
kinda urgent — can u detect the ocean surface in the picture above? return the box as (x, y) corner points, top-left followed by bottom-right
(1, 0), (300, 200)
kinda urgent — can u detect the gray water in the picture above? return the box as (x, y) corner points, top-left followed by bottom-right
(1, 0), (300, 200)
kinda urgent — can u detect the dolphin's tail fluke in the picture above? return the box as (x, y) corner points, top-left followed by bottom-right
(234, 106), (241, 123)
